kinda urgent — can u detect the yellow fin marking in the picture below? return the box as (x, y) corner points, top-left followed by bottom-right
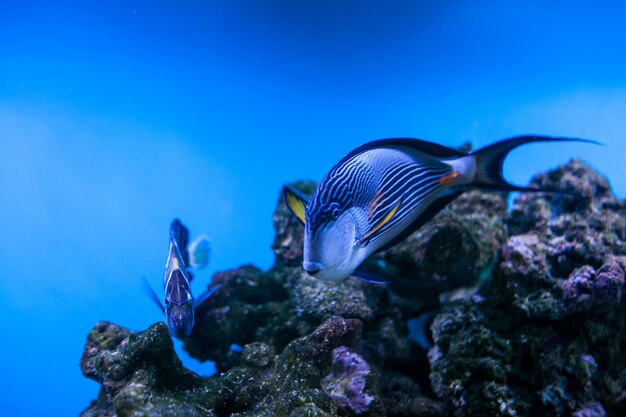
(438, 171), (460, 186)
(360, 199), (402, 245)
(284, 189), (307, 225)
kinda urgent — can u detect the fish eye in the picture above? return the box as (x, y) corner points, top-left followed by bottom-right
(329, 202), (341, 219)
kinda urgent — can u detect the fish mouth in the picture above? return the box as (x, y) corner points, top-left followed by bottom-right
(303, 261), (325, 276)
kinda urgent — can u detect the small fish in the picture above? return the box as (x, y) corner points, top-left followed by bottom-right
(143, 219), (219, 339)
(283, 135), (598, 282)
(188, 234), (211, 269)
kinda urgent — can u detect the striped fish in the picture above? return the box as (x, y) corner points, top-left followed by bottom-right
(283, 135), (597, 283)
(143, 219), (219, 339)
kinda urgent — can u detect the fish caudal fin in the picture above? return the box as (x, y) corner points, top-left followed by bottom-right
(282, 185), (309, 225)
(471, 135), (601, 192)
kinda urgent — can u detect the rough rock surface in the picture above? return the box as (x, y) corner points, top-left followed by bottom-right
(429, 160), (626, 416)
(81, 160), (626, 416)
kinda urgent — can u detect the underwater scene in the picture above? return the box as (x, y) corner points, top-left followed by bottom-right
(2, 2), (626, 417)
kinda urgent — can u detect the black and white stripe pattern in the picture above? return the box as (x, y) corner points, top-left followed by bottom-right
(363, 159), (449, 246)
(306, 144), (451, 248)
(306, 155), (376, 235)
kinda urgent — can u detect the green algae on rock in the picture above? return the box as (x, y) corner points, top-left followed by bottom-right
(81, 316), (396, 417)
(81, 322), (221, 417)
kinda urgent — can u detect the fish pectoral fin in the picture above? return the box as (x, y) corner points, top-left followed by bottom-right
(282, 185), (309, 226)
(351, 266), (391, 284)
(359, 197), (402, 246)
(193, 285), (221, 309)
(141, 277), (165, 313)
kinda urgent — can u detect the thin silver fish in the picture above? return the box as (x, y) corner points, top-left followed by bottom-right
(144, 219), (219, 339)
(283, 135), (598, 282)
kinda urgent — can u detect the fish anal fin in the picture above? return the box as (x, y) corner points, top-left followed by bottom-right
(282, 185), (308, 225)
(351, 267), (391, 284)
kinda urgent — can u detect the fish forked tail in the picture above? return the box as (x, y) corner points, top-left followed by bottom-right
(471, 135), (601, 192)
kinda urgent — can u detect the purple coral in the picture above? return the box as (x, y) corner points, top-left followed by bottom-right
(561, 261), (624, 312)
(321, 346), (374, 414)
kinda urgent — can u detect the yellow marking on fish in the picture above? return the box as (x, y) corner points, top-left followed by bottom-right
(360, 199), (402, 245)
(438, 171), (460, 186)
(285, 190), (307, 225)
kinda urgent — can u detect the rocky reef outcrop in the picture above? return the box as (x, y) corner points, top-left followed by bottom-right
(427, 161), (626, 417)
(81, 160), (625, 417)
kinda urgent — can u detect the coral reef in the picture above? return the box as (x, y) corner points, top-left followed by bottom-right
(429, 160), (626, 416)
(81, 160), (626, 416)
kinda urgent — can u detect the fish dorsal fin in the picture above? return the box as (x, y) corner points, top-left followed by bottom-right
(359, 197), (403, 246)
(282, 185), (309, 225)
(339, 138), (467, 166)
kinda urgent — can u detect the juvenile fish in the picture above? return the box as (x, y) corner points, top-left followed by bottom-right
(283, 135), (597, 283)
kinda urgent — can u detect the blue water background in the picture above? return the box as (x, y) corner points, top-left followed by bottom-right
(1, 2), (625, 415)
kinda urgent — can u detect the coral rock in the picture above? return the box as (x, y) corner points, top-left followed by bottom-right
(80, 322), (218, 417)
(428, 160), (626, 417)
(81, 159), (626, 417)
(382, 190), (508, 301)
